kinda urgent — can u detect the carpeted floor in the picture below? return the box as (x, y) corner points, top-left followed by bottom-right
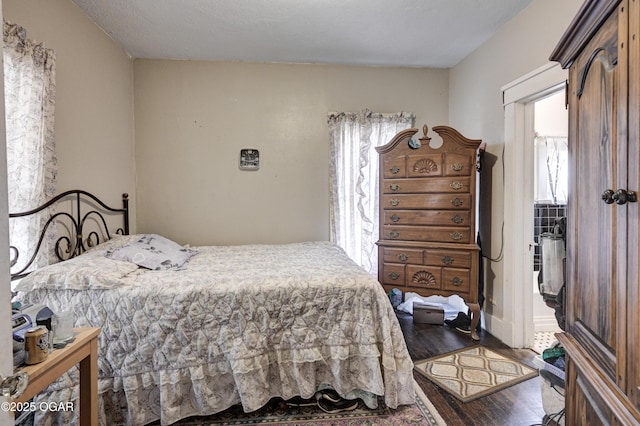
(413, 345), (538, 403)
(149, 380), (446, 425)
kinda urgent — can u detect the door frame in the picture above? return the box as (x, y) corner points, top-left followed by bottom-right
(0, 1), (15, 423)
(501, 62), (567, 348)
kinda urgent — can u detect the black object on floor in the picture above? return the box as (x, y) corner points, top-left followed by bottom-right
(317, 397), (359, 414)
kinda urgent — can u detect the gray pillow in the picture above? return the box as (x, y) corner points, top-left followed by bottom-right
(106, 234), (197, 270)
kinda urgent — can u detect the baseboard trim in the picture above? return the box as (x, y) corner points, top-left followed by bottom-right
(483, 312), (515, 347)
(534, 315), (562, 333)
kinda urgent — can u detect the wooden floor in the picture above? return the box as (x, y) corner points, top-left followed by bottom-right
(397, 311), (560, 426)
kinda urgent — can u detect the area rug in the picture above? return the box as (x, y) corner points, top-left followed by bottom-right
(149, 380), (446, 425)
(414, 345), (538, 403)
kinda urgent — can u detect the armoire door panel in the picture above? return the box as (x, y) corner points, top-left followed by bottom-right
(626, 0), (640, 408)
(552, 0), (640, 422)
(574, 375), (612, 425)
(572, 321), (617, 382)
(570, 8), (620, 360)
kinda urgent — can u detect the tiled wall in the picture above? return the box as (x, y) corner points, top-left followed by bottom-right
(534, 203), (567, 271)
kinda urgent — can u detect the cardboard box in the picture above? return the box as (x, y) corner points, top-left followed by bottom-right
(413, 303), (444, 324)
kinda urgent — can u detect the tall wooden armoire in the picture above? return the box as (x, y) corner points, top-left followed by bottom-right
(376, 125), (482, 341)
(550, 0), (640, 423)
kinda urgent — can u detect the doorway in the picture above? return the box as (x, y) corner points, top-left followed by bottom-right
(531, 91), (567, 353)
(501, 62), (567, 348)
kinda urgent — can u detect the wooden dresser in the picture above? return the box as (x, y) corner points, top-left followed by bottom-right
(376, 125), (482, 340)
(550, 0), (640, 424)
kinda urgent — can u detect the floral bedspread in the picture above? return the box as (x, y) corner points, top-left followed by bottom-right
(15, 238), (414, 426)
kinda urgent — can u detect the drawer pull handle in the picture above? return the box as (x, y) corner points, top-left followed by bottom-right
(390, 184), (400, 191)
(451, 215), (464, 224)
(390, 166), (400, 174)
(450, 181), (463, 190)
(451, 277), (463, 286)
(452, 163), (464, 172)
(451, 198), (464, 207)
(450, 232), (463, 241)
(442, 256), (454, 265)
(390, 199), (400, 206)
(398, 253), (409, 262)
(389, 272), (400, 280)
(390, 230), (400, 238)
(390, 214), (400, 222)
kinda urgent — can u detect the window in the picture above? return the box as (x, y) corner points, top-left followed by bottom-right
(534, 135), (568, 204)
(4, 21), (57, 278)
(328, 110), (414, 274)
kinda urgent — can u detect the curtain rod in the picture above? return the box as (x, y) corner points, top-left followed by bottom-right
(327, 111), (413, 117)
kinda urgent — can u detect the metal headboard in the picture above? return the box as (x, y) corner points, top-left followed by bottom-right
(9, 190), (130, 280)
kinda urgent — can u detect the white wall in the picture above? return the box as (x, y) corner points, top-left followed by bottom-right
(134, 60), (449, 245)
(535, 91), (568, 136)
(449, 0), (582, 341)
(1, 0), (588, 346)
(3, 0), (136, 216)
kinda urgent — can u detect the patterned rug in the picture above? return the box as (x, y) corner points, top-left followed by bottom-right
(414, 345), (538, 403)
(149, 380), (446, 425)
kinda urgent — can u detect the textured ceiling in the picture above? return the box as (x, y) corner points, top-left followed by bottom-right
(72, 0), (534, 68)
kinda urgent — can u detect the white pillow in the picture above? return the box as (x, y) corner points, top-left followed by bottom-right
(105, 234), (197, 270)
(13, 253), (140, 291)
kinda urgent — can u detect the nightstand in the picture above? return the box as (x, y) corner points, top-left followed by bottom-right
(15, 327), (100, 426)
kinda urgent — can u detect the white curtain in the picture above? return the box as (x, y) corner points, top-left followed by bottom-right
(534, 135), (568, 204)
(4, 21), (57, 276)
(328, 110), (414, 274)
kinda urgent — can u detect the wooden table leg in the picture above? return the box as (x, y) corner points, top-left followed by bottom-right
(468, 303), (481, 341)
(79, 336), (98, 426)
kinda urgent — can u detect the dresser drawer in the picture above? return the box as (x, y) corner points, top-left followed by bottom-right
(406, 265), (442, 290)
(383, 210), (470, 226)
(444, 153), (473, 176)
(381, 177), (471, 194)
(383, 157), (406, 178)
(382, 247), (423, 264)
(425, 250), (472, 268)
(382, 194), (471, 210)
(383, 225), (472, 243)
(406, 154), (443, 177)
(442, 267), (471, 294)
(380, 263), (406, 286)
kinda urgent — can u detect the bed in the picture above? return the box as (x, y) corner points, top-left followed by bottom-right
(10, 190), (415, 426)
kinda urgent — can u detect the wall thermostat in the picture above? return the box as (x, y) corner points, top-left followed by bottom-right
(239, 149), (260, 170)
